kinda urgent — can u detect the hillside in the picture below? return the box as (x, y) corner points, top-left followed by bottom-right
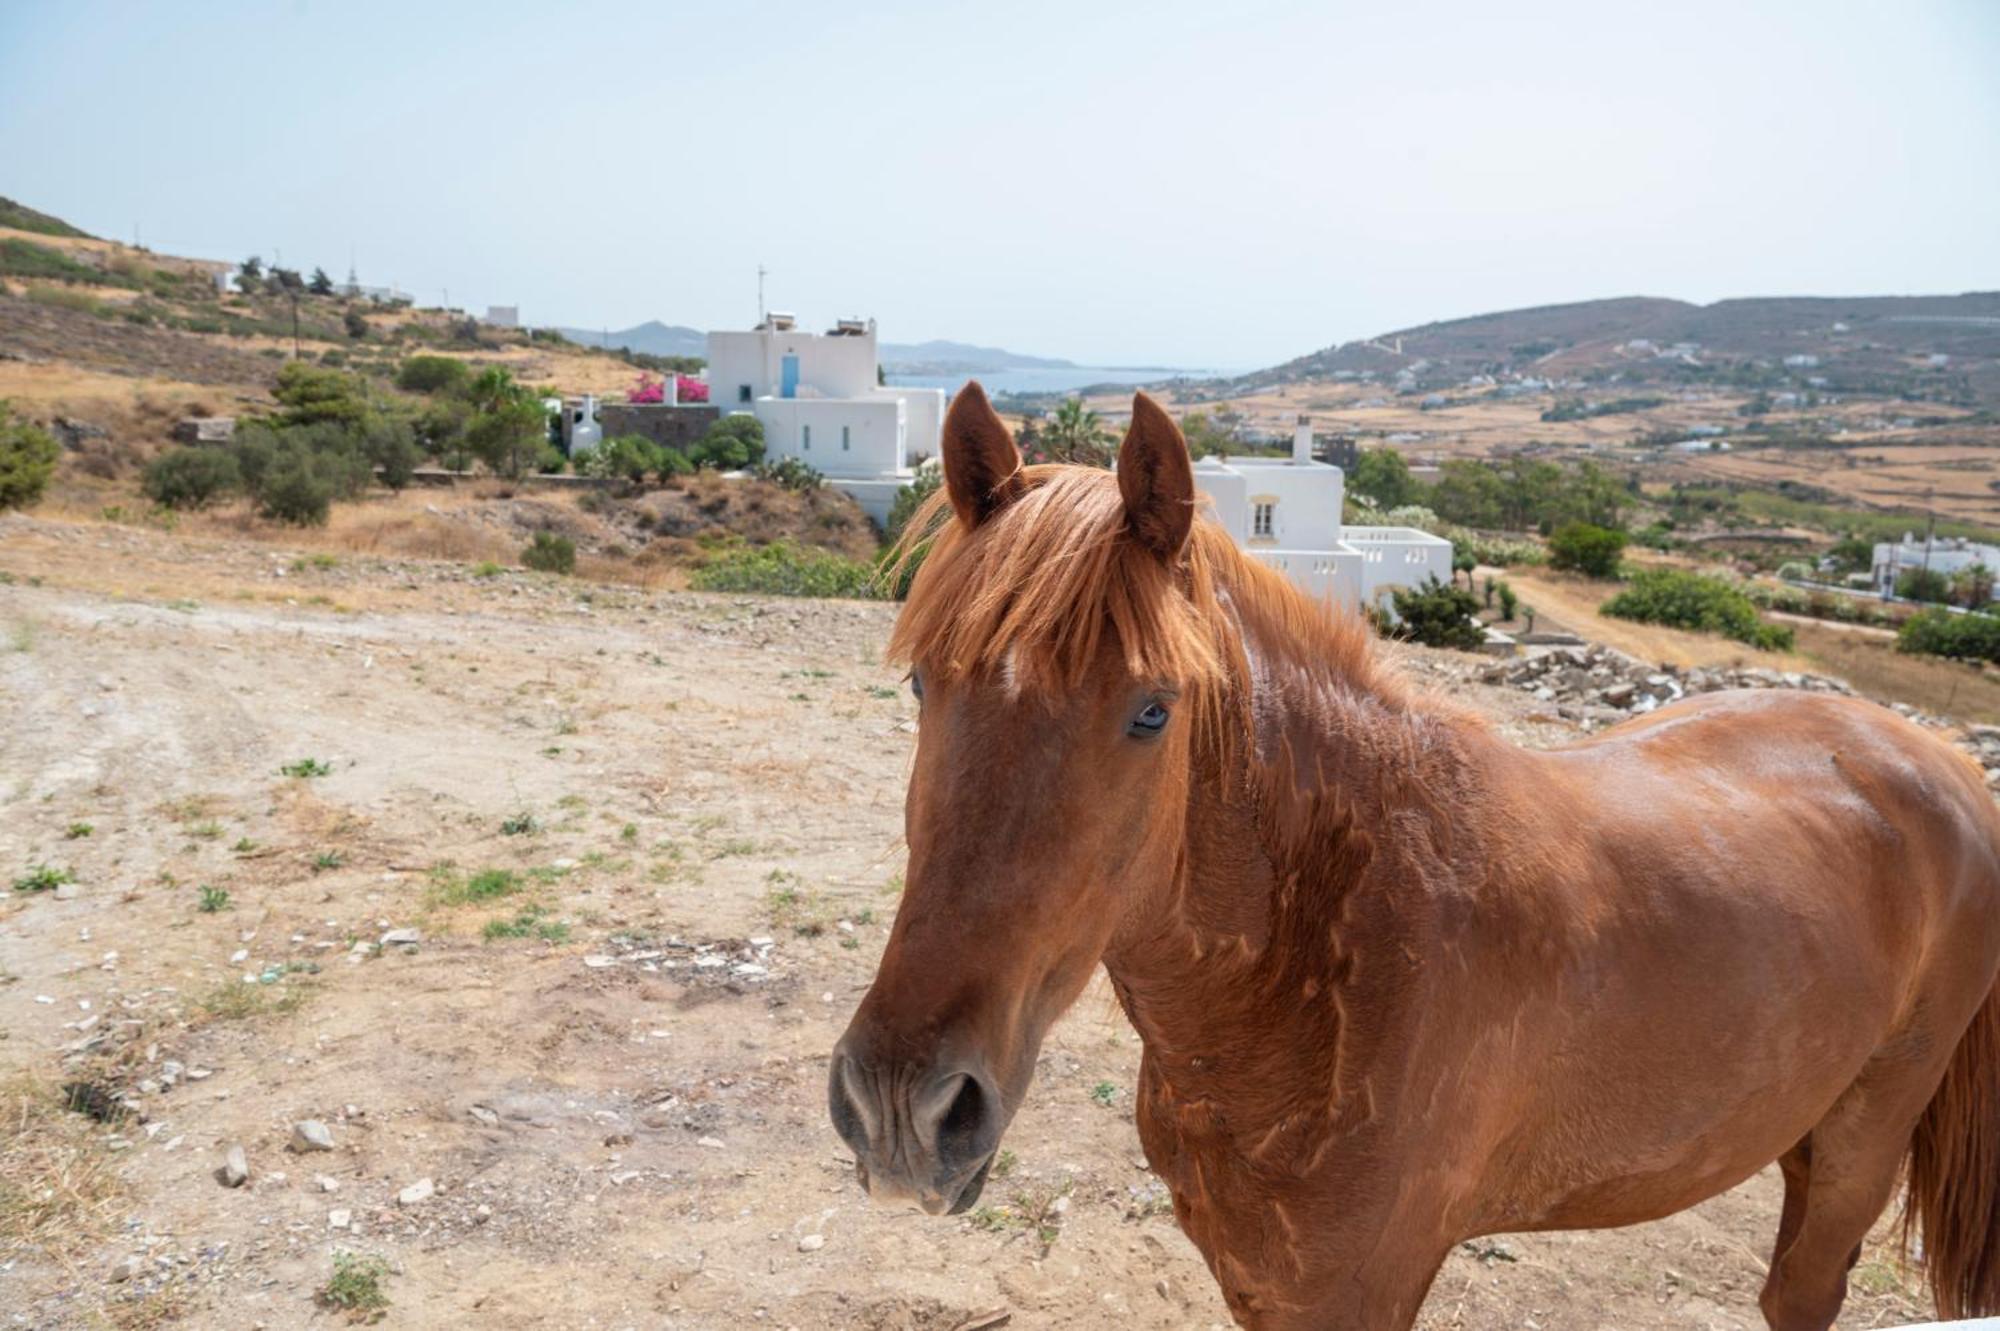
(552, 319), (706, 359)
(0, 194), (92, 238)
(1244, 292), (2000, 407)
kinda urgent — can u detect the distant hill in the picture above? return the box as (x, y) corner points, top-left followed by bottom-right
(552, 320), (707, 359)
(1243, 292), (2000, 405)
(0, 196), (91, 239)
(878, 339), (1073, 373)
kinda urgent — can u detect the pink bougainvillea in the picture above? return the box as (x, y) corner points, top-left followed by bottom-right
(626, 374), (710, 404)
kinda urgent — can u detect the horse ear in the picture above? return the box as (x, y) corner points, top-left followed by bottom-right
(941, 381), (1024, 528)
(1117, 392), (1195, 560)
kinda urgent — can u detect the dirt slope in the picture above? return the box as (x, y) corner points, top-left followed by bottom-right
(0, 515), (1935, 1330)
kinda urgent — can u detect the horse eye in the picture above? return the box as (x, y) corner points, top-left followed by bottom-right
(1128, 701), (1170, 739)
(910, 672), (924, 701)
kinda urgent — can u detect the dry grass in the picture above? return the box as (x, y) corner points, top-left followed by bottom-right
(1791, 622), (2000, 726)
(0, 1072), (123, 1257)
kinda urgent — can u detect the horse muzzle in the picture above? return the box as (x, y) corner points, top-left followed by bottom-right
(828, 1047), (1003, 1215)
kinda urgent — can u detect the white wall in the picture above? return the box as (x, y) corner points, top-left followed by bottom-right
(754, 398), (904, 476)
(1191, 457), (1346, 549)
(707, 326), (878, 406)
(877, 386), (943, 462)
(1345, 526), (1455, 604)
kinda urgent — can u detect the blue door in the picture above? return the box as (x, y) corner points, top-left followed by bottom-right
(780, 354), (799, 399)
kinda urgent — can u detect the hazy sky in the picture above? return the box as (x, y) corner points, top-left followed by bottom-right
(3, 1), (1996, 368)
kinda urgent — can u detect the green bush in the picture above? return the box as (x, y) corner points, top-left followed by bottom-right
(1547, 521), (1628, 578)
(0, 237), (105, 284)
(255, 442), (348, 525)
(1496, 580), (1518, 622)
(689, 539), (875, 598)
(577, 434), (660, 483)
(1895, 567), (1952, 604)
(752, 455), (823, 492)
(1385, 576), (1486, 650)
(692, 414), (766, 470)
(142, 446), (241, 510)
(1601, 568), (1794, 651)
(273, 360), (369, 428)
(0, 402), (60, 511)
(1897, 608), (2000, 663)
(522, 531), (576, 575)
(395, 355), (471, 395)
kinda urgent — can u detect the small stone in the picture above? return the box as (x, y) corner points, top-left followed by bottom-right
(317, 1174), (340, 1192)
(379, 927), (421, 947)
(328, 1208), (352, 1230)
(397, 1177), (435, 1206)
(109, 1255), (143, 1282)
(697, 1136), (724, 1150)
(797, 1233), (825, 1253)
(467, 1105), (499, 1128)
(221, 1144), (249, 1187)
(290, 1119), (335, 1152)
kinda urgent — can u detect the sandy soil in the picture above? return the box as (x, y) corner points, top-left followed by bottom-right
(0, 515), (1937, 1330)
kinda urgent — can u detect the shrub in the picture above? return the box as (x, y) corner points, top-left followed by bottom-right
(343, 308), (369, 340)
(256, 442), (339, 525)
(359, 415), (419, 489)
(689, 539), (875, 598)
(0, 402), (61, 510)
(142, 447), (240, 510)
(523, 531), (576, 575)
(692, 414), (765, 470)
(1897, 608), (2000, 664)
(1601, 568), (1794, 651)
(1775, 561), (1814, 582)
(1496, 580), (1518, 622)
(1385, 576), (1486, 650)
(1895, 567), (1952, 604)
(273, 361), (369, 428)
(752, 455), (823, 492)
(577, 434), (660, 483)
(1547, 521), (1628, 578)
(395, 355), (471, 395)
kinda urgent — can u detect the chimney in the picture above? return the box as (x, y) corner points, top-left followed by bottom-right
(1292, 414), (1313, 464)
(665, 373), (678, 406)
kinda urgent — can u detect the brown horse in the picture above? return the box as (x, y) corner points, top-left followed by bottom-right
(829, 383), (2000, 1330)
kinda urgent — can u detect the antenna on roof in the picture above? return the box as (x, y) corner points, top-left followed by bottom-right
(757, 263), (768, 326)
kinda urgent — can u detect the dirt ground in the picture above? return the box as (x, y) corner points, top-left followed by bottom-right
(0, 514), (1939, 1330)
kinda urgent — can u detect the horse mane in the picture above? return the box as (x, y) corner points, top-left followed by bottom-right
(885, 464), (1407, 717)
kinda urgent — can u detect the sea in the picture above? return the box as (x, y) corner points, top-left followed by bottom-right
(883, 365), (1222, 396)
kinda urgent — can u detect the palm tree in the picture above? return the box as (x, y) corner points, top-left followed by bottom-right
(1043, 397), (1113, 467)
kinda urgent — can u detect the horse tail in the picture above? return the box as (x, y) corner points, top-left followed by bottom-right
(1904, 977), (2000, 1318)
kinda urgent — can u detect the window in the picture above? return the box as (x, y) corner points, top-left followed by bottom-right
(738, 384), (751, 403)
(841, 425), (850, 451)
(1252, 501), (1275, 539)
(802, 424), (811, 450)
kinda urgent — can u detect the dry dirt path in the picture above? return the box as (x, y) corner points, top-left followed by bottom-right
(0, 515), (1932, 1329)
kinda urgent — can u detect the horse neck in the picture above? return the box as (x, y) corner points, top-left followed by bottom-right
(1103, 602), (1488, 1087)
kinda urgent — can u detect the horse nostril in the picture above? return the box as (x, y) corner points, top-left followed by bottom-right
(827, 1055), (873, 1156)
(931, 1072), (997, 1174)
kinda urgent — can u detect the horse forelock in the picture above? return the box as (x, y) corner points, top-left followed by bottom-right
(885, 463), (1399, 725)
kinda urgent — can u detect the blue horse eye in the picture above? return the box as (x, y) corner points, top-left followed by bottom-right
(1129, 701), (1170, 738)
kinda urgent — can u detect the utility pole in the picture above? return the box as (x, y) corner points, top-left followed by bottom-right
(1921, 486), (1937, 582)
(757, 264), (767, 326)
(290, 291), (300, 360)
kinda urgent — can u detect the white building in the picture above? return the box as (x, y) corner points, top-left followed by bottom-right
(706, 315), (943, 524)
(1872, 534), (2000, 597)
(1193, 418), (1453, 612)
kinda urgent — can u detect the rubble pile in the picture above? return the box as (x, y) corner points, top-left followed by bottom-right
(1480, 644), (2000, 787)
(1480, 644), (1855, 731)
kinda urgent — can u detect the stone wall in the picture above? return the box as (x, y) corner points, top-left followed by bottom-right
(598, 404), (719, 452)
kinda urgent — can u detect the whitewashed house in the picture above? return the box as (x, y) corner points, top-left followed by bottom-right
(707, 315), (943, 524)
(1872, 534), (2000, 597)
(1193, 418), (1453, 612)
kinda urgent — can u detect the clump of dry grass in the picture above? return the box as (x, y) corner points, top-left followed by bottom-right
(0, 1072), (123, 1256)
